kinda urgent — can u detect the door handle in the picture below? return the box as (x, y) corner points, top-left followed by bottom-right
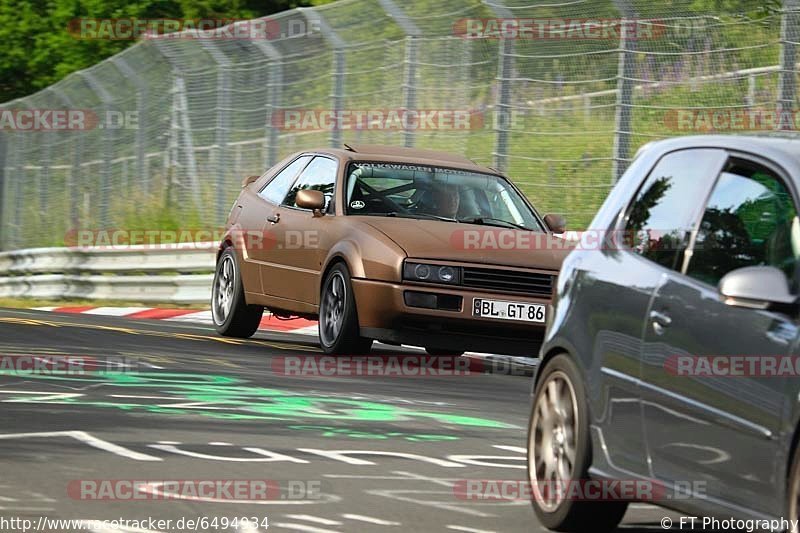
(650, 309), (672, 335)
(266, 213), (280, 224)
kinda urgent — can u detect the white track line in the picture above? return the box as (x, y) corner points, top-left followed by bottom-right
(285, 515), (342, 526)
(273, 524), (339, 533)
(341, 514), (400, 526)
(447, 526), (497, 533)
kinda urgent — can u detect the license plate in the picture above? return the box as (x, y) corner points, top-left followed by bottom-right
(472, 298), (546, 323)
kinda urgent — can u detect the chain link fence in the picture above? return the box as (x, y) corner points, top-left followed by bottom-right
(0, 0), (797, 250)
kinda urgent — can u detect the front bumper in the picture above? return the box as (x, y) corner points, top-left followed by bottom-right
(351, 278), (549, 356)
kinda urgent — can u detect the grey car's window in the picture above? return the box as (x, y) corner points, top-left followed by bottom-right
(686, 159), (800, 287)
(283, 156), (338, 209)
(259, 156), (312, 205)
(623, 149), (724, 271)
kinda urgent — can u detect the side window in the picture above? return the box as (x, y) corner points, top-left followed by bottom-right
(283, 156), (338, 209)
(686, 159), (800, 287)
(623, 149), (726, 271)
(259, 156), (312, 205)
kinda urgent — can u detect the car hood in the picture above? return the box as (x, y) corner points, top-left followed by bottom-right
(359, 217), (573, 271)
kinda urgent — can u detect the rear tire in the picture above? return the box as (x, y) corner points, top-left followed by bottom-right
(787, 439), (800, 533)
(319, 263), (372, 355)
(212, 247), (263, 338)
(527, 353), (627, 532)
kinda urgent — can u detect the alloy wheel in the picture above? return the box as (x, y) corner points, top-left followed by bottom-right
(212, 255), (235, 325)
(320, 271), (346, 346)
(529, 370), (579, 512)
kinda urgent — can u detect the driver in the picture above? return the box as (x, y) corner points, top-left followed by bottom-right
(427, 183), (460, 219)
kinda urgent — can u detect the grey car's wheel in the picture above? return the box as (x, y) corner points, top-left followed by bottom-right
(212, 247), (263, 338)
(319, 263), (372, 355)
(528, 354), (627, 532)
(788, 441), (800, 533)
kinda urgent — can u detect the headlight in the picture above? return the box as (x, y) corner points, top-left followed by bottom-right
(438, 266), (456, 282)
(403, 262), (462, 285)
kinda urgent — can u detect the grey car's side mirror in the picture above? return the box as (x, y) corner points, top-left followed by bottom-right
(544, 214), (566, 234)
(718, 265), (796, 310)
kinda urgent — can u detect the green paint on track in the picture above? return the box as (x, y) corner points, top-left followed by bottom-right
(0, 370), (518, 429)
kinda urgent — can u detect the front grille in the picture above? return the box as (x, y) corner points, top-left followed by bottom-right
(462, 266), (554, 297)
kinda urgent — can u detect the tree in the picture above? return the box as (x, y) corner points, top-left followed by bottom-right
(0, 0), (333, 103)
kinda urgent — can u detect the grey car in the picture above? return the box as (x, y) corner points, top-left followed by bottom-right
(529, 135), (800, 531)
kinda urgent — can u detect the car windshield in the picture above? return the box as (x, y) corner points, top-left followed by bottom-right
(344, 162), (543, 231)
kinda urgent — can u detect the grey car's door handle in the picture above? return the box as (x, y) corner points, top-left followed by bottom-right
(650, 310), (672, 335)
(267, 213), (280, 224)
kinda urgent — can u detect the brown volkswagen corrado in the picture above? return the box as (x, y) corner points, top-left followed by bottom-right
(212, 144), (570, 355)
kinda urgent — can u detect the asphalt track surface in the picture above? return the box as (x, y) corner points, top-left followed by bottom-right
(0, 307), (685, 532)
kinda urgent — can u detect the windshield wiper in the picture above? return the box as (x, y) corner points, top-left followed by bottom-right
(458, 217), (530, 231)
(380, 212), (459, 223)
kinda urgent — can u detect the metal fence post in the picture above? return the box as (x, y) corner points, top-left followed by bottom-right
(612, 0), (637, 182)
(0, 131), (7, 251)
(300, 8), (346, 148)
(39, 92), (57, 218)
(779, 0), (799, 129)
(198, 39), (232, 222)
(78, 70), (115, 227)
(377, 0), (421, 148)
(48, 88), (81, 231)
(9, 105), (28, 250)
(150, 40), (201, 212)
(111, 56), (149, 194)
(488, 1), (514, 173)
(252, 36), (283, 168)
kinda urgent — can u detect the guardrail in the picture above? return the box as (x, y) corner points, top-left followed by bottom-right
(0, 233), (582, 304)
(0, 243), (217, 303)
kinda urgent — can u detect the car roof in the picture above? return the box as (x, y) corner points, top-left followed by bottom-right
(301, 145), (502, 176)
(637, 134), (800, 174)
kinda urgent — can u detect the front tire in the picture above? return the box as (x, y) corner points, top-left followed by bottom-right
(319, 263), (372, 355)
(787, 439), (800, 533)
(212, 247), (263, 338)
(527, 353), (627, 532)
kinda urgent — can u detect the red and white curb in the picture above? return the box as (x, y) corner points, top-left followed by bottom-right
(32, 306), (319, 336)
(31, 306), (538, 368)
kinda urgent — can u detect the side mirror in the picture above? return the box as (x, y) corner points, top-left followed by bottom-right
(544, 214), (566, 234)
(718, 266), (796, 310)
(296, 189), (326, 213)
(242, 175), (259, 188)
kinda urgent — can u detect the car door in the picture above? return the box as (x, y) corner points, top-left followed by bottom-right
(260, 155), (339, 304)
(640, 154), (799, 515)
(591, 148), (729, 476)
(246, 155), (313, 295)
